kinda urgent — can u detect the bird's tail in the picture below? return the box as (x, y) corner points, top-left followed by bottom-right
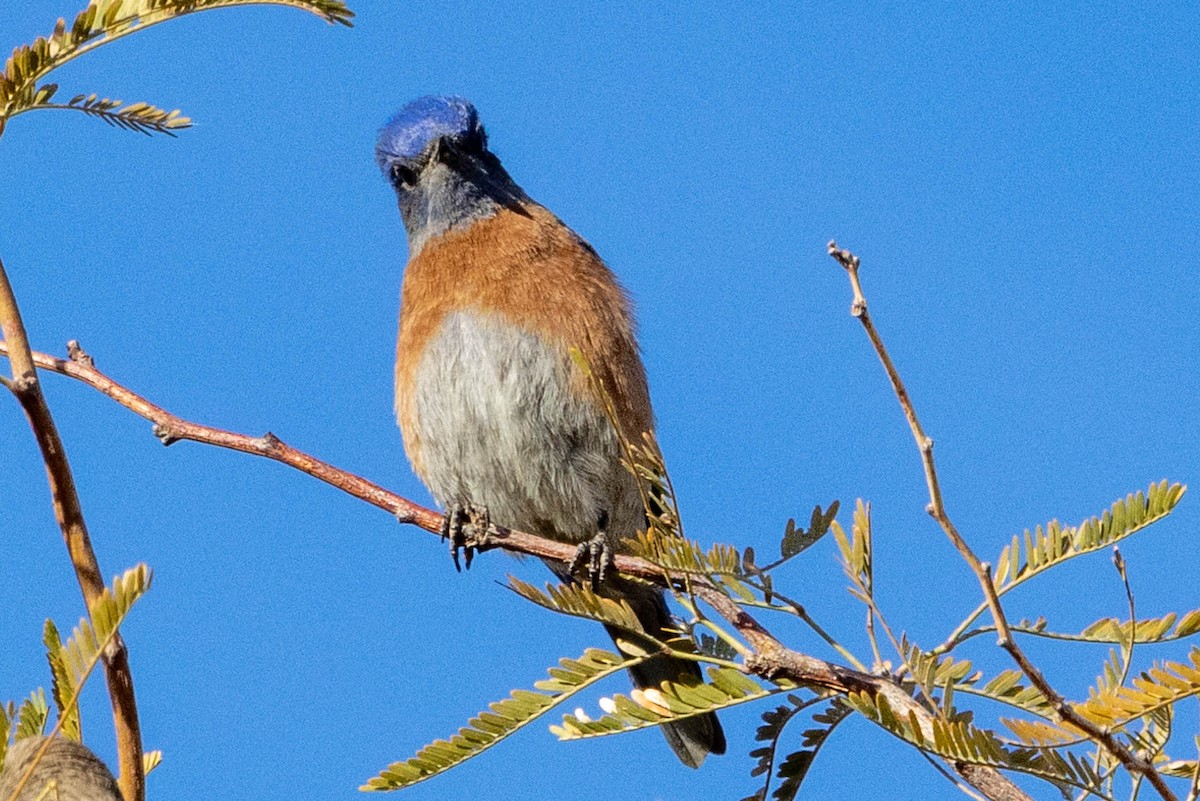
(603, 583), (726, 768)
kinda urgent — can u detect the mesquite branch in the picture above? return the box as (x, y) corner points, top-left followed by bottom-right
(0, 262), (144, 801)
(827, 241), (1176, 801)
(0, 336), (1030, 801)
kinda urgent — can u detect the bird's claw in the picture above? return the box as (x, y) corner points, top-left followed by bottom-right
(568, 531), (614, 589)
(442, 503), (491, 571)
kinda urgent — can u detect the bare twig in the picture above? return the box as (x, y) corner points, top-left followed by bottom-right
(0, 337), (1031, 801)
(0, 262), (144, 801)
(1111, 546), (1138, 694)
(0, 338), (441, 533)
(827, 240), (1178, 801)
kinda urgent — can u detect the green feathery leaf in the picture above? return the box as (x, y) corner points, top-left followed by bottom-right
(58, 93), (190, 135)
(14, 690), (48, 741)
(1126, 706), (1172, 763)
(958, 608), (1200, 647)
(143, 749), (163, 776)
(623, 432), (685, 541)
(1076, 647), (1200, 731)
(772, 751), (816, 801)
(965, 669), (1056, 718)
(1039, 608), (1200, 645)
(698, 632), (739, 662)
(999, 717), (1078, 747)
(749, 696), (807, 781)
(507, 578), (648, 636)
(48, 564), (152, 736)
(945, 481), (1186, 649)
(994, 481), (1185, 595)
(628, 527), (744, 580)
(999, 648), (1200, 755)
(43, 620), (81, 742)
(740, 501), (839, 583)
(0, 701), (11, 771)
(844, 691), (1106, 794)
(902, 638), (979, 702)
(361, 648), (646, 792)
(551, 666), (788, 741)
(1161, 748), (1200, 780)
(743, 697), (849, 801)
(779, 501), (839, 563)
(831, 500), (872, 605)
(1, 0), (353, 132)
(1092, 648), (1126, 700)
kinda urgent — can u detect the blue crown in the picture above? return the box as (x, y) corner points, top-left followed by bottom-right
(376, 95), (481, 171)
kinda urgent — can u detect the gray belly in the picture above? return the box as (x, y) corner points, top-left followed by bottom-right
(410, 310), (642, 543)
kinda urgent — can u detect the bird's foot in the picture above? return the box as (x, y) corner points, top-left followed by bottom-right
(568, 530), (615, 590)
(442, 503), (492, 571)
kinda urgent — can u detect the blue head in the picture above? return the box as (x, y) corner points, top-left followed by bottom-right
(375, 96), (483, 173)
(377, 96), (527, 253)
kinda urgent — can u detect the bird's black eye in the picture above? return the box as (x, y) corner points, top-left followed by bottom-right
(390, 162), (418, 189)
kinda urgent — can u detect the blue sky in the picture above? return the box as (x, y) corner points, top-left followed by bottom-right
(1, 3), (1198, 800)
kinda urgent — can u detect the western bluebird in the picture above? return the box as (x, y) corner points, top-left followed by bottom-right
(377, 95), (724, 767)
(0, 736), (123, 801)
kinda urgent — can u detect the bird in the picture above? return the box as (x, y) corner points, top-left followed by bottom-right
(0, 736), (123, 801)
(376, 95), (725, 768)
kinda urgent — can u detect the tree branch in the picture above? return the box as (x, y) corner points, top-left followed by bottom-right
(827, 241), (1177, 801)
(0, 338), (441, 533)
(0, 337), (1031, 801)
(0, 264), (143, 801)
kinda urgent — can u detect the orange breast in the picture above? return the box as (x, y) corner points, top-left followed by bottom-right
(394, 203), (653, 480)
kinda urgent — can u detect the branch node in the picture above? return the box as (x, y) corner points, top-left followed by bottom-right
(66, 339), (95, 367)
(152, 423), (178, 446)
(827, 240), (860, 271)
(259, 432), (282, 450)
(102, 636), (122, 662)
(743, 653), (783, 681)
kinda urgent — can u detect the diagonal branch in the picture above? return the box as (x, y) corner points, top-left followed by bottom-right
(0, 338), (441, 533)
(0, 265), (143, 801)
(826, 240), (1177, 801)
(0, 337), (1031, 801)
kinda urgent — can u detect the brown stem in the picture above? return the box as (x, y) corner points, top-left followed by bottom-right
(0, 338), (442, 532)
(695, 586), (1030, 801)
(0, 263), (143, 801)
(827, 241), (1177, 801)
(0, 337), (1030, 801)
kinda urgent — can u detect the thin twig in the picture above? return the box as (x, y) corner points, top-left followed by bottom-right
(0, 337), (1032, 801)
(735, 585), (869, 671)
(1113, 546), (1137, 690)
(827, 240), (1178, 801)
(0, 338), (441, 533)
(0, 262), (144, 801)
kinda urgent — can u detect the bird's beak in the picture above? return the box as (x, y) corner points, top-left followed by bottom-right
(431, 135), (455, 165)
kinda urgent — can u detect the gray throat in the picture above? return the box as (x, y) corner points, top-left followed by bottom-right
(399, 158), (529, 256)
